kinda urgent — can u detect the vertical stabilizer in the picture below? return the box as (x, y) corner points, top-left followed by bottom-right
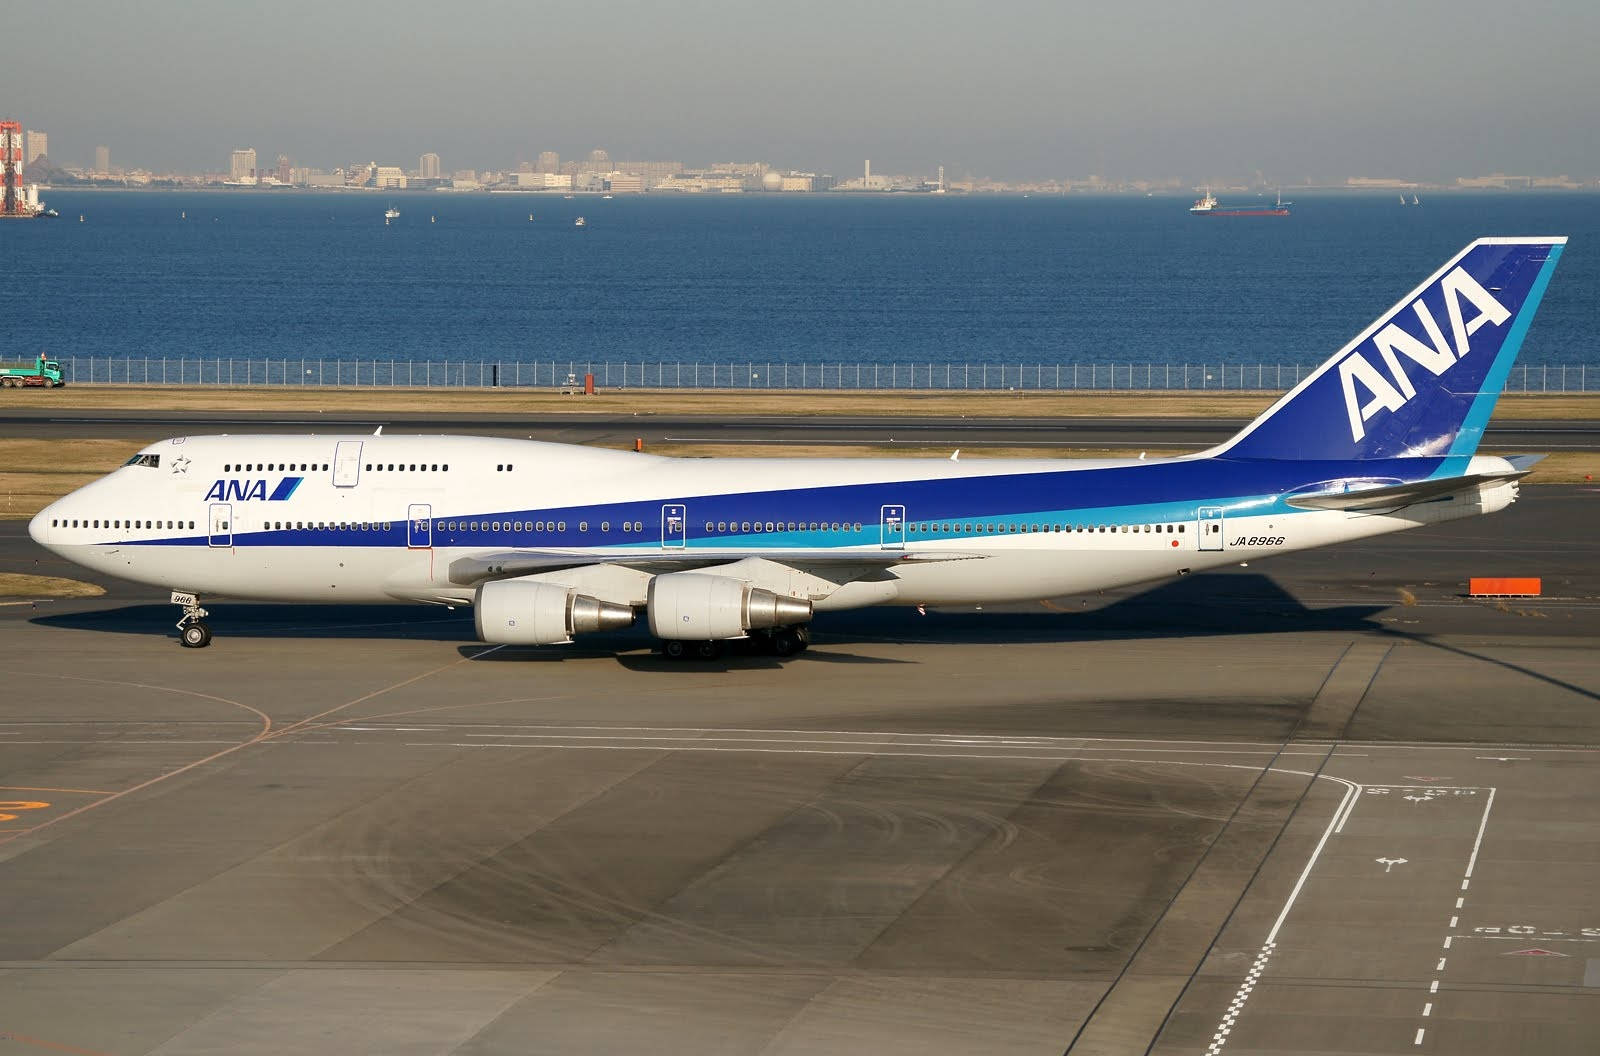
(1214, 237), (1565, 462)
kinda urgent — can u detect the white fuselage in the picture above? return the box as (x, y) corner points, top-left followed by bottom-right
(29, 434), (1519, 622)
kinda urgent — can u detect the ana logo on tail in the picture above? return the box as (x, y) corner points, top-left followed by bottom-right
(1338, 267), (1510, 442)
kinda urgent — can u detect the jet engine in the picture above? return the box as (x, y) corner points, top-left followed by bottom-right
(647, 572), (812, 640)
(474, 579), (635, 645)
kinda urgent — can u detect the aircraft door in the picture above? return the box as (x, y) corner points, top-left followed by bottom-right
(1198, 506), (1224, 551)
(208, 503), (233, 548)
(408, 503), (432, 549)
(662, 504), (687, 548)
(332, 441), (363, 487)
(880, 504), (906, 550)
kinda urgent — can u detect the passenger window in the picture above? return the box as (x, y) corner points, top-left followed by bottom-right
(579, 522), (588, 532)
(601, 522), (611, 532)
(558, 521), (566, 531)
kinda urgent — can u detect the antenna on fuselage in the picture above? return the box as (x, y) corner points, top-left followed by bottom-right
(373, 426), (384, 436)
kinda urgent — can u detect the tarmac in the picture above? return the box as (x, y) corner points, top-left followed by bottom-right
(2, 484), (1599, 1054)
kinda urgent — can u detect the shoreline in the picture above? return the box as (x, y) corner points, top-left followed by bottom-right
(6, 385), (1600, 420)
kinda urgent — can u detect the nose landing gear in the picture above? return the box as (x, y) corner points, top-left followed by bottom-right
(173, 591), (213, 649)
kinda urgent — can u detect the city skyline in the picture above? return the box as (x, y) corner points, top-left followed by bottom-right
(5, 0), (1598, 184)
(14, 127), (1595, 194)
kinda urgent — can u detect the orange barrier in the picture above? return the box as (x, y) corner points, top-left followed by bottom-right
(1468, 577), (1542, 596)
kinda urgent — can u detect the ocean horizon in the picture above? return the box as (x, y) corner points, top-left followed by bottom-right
(8, 190), (1597, 376)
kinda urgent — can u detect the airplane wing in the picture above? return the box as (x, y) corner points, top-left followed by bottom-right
(1285, 460), (1539, 512)
(448, 548), (987, 587)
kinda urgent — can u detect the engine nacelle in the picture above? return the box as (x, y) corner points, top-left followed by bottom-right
(474, 579), (635, 645)
(647, 572), (812, 640)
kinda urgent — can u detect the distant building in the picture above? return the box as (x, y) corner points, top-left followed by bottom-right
(24, 130), (47, 167)
(419, 152), (441, 180)
(833, 159), (893, 192)
(654, 171), (747, 193)
(778, 172), (829, 192)
(229, 148), (257, 183)
(536, 151), (560, 173)
(582, 148), (611, 172)
(604, 172), (643, 193)
(370, 165), (407, 189)
(276, 154), (291, 184)
(1455, 173), (1533, 190)
(94, 144), (110, 173)
(615, 160), (684, 188)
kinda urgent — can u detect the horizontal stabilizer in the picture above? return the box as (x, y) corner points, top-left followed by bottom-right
(1286, 469), (1530, 511)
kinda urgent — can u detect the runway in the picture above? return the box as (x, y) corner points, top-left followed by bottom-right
(2, 487), (1599, 1054)
(5, 407), (1600, 451)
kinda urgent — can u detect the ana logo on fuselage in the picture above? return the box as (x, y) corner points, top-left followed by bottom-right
(1337, 267), (1510, 442)
(204, 477), (303, 502)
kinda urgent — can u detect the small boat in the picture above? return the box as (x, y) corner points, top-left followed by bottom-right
(37, 207), (59, 219)
(1412, 194), (1421, 206)
(1400, 194), (1408, 204)
(602, 194), (614, 200)
(529, 213), (535, 221)
(384, 205), (400, 220)
(574, 216), (586, 227)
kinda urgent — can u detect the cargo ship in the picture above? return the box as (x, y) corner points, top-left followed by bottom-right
(1189, 189), (1290, 217)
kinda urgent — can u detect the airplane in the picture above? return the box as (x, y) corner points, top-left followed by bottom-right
(28, 237), (1565, 658)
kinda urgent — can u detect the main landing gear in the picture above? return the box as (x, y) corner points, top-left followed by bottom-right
(173, 591), (213, 649)
(655, 625), (810, 662)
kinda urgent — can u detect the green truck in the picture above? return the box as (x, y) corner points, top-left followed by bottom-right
(0, 357), (65, 388)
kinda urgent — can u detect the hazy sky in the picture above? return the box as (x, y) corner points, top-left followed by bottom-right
(9, 0), (1598, 181)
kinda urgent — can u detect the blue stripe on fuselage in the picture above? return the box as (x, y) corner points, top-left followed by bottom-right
(125, 455), (1448, 550)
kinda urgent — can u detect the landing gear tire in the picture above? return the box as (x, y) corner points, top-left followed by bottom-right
(180, 622), (212, 649)
(771, 629), (802, 657)
(694, 640), (723, 660)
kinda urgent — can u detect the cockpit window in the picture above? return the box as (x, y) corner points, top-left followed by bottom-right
(125, 454), (161, 468)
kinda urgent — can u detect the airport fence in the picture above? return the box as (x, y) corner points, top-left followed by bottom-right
(54, 357), (1600, 393)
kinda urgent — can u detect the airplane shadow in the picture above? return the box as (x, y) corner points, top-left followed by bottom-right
(30, 573), (1391, 662)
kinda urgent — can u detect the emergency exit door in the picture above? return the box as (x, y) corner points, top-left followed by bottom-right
(407, 504), (432, 549)
(1198, 507), (1225, 551)
(880, 504), (906, 550)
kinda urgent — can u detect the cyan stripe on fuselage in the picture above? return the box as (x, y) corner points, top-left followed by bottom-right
(119, 454), (1449, 551)
(1438, 242), (1566, 473)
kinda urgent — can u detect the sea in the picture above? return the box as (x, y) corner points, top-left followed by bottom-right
(4, 189), (1597, 379)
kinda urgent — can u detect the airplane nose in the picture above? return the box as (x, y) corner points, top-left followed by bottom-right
(28, 503), (57, 549)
